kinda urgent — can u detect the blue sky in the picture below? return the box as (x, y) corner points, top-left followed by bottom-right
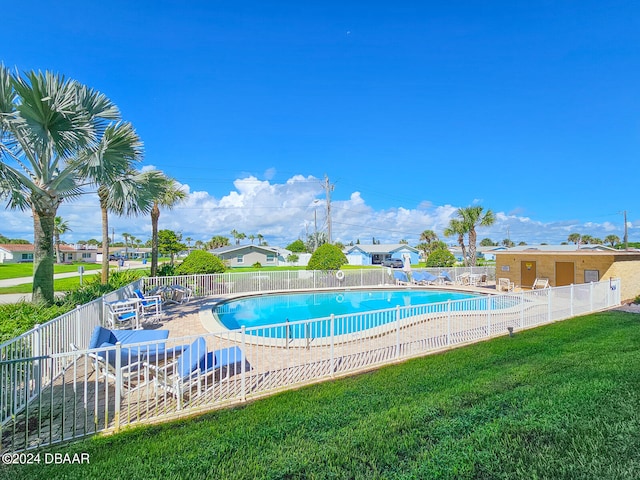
(2, 1), (639, 247)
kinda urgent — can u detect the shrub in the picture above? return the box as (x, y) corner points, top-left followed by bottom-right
(307, 244), (347, 271)
(175, 250), (226, 275)
(426, 248), (456, 267)
(157, 263), (177, 277)
(0, 302), (70, 343)
(286, 239), (307, 253)
(252, 262), (263, 268)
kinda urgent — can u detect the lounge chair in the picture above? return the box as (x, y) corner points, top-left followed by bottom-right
(438, 271), (454, 285)
(151, 337), (245, 409)
(411, 271), (437, 285)
(132, 289), (163, 321)
(393, 271), (409, 285)
(456, 272), (471, 285)
(532, 278), (550, 290)
(497, 278), (515, 292)
(72, 326), (180, 394)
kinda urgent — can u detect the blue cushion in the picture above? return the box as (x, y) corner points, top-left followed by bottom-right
(199, 346), (243, 373)
(89, 326), (116, 349)
(133, 289), (145, 300)
(176, 337), (207, 379)
(98, 342), (137, 368)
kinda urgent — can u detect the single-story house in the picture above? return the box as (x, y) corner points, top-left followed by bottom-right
(210, 245), (292, 268)
(494, 249), (640, 301)
(344, 244), (420, 266)
(0, 244), (98, 264)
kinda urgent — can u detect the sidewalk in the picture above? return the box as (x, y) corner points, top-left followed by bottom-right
(0, 261), (146, 304)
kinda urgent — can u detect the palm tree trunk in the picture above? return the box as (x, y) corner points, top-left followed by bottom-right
(458, 234), (468, 267)
(99, 186), (110, 284)
(151, 203), (160, 277)
(32, 208), (56, 305)
(468, 228), (478, 266)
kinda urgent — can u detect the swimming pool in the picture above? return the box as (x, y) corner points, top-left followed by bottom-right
(213, 289), (488, 338)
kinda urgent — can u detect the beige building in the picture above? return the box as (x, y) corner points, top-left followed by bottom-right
(495, 250), (640, 301)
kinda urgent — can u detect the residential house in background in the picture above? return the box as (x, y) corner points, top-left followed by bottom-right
(0, 244), (98, 264)
(344, 244), (420, 266)
(210, 245), (292, 268)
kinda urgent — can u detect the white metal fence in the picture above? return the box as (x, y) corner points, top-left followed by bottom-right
(0, 270), (620, 453)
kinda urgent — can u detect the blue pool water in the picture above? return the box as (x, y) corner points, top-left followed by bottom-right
(213, 289), (484, 338)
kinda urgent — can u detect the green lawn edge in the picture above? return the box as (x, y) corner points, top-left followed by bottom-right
(4, 310), (640, 479)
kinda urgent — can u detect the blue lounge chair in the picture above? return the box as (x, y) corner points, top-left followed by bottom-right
(412, 271), (437, 285)
(74, 326), (184, 393)
(151, 336), (245, 409)
(393, 271), (409, 285)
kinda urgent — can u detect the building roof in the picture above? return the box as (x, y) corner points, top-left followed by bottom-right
(345, 244), (419, 255)
(499, 244), (617, 252)
(210, 244), (291, 256)
(0, 244), (33, 252)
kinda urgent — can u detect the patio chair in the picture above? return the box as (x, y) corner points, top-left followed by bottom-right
(438, 271), (454, 285)
(497, 278), (515, 292)
(411, 270), (437, 285)
(393, 271), (409, 285)
(456, 272), (471, 285)
(150, 336), (245, 409)
(132, 289), (163, 322)
(532, 278), (550, 290)
(105, 299), (140, 329)
(73, 326), (181, 395)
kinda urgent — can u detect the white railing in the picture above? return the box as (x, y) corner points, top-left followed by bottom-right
(0, 277), (620, 452)
(0, 279), (144, 428)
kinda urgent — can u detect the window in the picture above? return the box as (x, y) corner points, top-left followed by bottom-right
(21, 253), (34, 261)
(266, 254), (275, 263)
(82, 253), (92, 259)
(237, 255), (244, 264)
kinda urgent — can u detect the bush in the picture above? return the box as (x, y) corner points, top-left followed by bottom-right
(426, 248), (456, 267)
(0, 302), (70, 343)
(307, 244), (348, 271)
(157, 263), (177, 277)
(61, 270), (147, 307)
(175, 250), (226, 275)
(252, 262), (263, 268)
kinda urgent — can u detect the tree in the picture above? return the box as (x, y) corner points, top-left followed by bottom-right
(307, 243), (347, 271)
(145, 173), (186, 277)
(158, 229), (186, 265)
(248, 234), (256, 244)
(479, 238), (495, 247)
(581, 234), (593, 245)
(426, 248), (456, 267)
(458, 206), (495, 266)
(122, 232), (131, 259)
(604, 234), (620, 247)
(567, 233), (581, 245)
(286, 239), (307, 253)
(502, 238), (515, 247)
(175, 250), (225, 275)
(53, 216), (71, 263)
(419, 230), (438, 252)
(208, 235), (230, 249)
(0, 66), (139, 304)
(443, 219), (468, 266)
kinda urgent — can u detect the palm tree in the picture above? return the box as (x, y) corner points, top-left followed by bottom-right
(458, 206), (495, 266)
(95, 169), (156, 283)
(257, 233), (264, 245)
(53, 216), (71, 263)
(122, 232), (131, 260)
(419, 230), (439, 256)
(236, 232), (246, 244)
(0, 66), (135, 304)
(604, 234), (620, 247)
(145, 173), (186, 277)
(567, 233), (581, 245)
(443, 219), (468, 266)
(248, 234), (256, 244)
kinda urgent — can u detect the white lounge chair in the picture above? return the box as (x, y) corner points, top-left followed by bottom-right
(532, 278), (550, 290)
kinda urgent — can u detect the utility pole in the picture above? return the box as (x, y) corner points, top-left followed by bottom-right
(322, 174), (335, 244)
(624, 210), (628, 250)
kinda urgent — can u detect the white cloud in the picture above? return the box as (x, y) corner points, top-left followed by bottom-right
(0, 174), (634, 247)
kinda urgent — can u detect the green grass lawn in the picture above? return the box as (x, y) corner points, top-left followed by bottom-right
(0, 262), (103, 281)
(0, 276), (92, 294)
(5, 310), (640, 479)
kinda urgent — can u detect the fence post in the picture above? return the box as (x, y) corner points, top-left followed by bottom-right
(487, 296), (492, 337)
(547, 289), (552, 323)
(447, 300), (451, 346)
(570, 284), (574, 317)
(114, 342), (122, 432)
(519, 291), (525, 328)
(241, 327), (246, 402)
(330, 314), (335, 377)
(32, 324), (41, 396)
(395, 306), (400, 359)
